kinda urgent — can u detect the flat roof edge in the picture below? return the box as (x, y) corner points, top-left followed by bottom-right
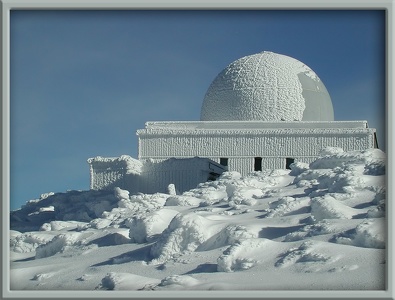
(142, 120), (370, 130)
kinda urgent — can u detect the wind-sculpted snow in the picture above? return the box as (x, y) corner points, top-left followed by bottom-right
(35, 232), (88, 259)
(127, 209), (179, 243)
(10, 148), (386, 290)
(333, 219), (386, 249)
(217, 238), (270, 272)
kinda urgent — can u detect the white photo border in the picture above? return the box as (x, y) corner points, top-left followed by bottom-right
(1, 0), (393, 299)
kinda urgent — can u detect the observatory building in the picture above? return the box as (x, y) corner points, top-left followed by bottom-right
(88, 51), (378, 194)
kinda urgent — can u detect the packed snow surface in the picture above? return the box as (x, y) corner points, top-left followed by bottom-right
(10, 148), (386, 291)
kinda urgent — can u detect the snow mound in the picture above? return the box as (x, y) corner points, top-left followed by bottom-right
(219, 171), (242, 181)
(198, 224), (258, 252)
(32, 272), (57, 281)
(311, 195), (358, 220)
(10, 232), (55, 253)
(181, 184), (228, 205)
(35, 232), (86, 258)
(158, 275), (201, 288)
(275, 241), (331, 268)
(284, 220), (336, 242)
(353, 219), (386, 248)
(217, 238), (272, 272)
(289, 161), (310, 176)
(310, 148), (385, 170)
(265, 196), (311, 218)
(165, 195), (202, 206)
(98, 272), (160, 290)
(127, 209), (179, 243)
(367, 202), (385, 218)
(150, 213), (224, 264)
(10, 190), (120, 232)
(364, 160), (386, 176)
(114, 187), (130, 200)
(39, 220), (88, 231)
(101, 191), (169, 227)
(228, 186), (263, 206)
(334, 219), (385, 249)
(88, 218), (113, 230)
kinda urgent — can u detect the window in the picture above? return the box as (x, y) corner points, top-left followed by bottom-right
(254, 157), (262, 171)
(374, 132), (379, 149)
(220, 158), (228, 166)
(285, 158), (295, 169)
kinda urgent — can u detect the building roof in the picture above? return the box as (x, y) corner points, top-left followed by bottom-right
(200, 51), (334, 122)
(140, 120), (368, 130)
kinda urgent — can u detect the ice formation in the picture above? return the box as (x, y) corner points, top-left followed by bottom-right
(137, 120), (376, 176)
(200, 51), (334, 122)
(88, 156), (227, 195)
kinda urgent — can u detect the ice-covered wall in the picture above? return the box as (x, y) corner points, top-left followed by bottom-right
(88, 156), (226, 194)
(140, 158), (226, 194)
(137, 121), (376, 175)
(87, 155), (143, 192)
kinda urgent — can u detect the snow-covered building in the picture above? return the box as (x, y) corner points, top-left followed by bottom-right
(88, 51), (378, 194)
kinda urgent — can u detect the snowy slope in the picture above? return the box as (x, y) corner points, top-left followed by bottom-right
(9, 147), (386, 292)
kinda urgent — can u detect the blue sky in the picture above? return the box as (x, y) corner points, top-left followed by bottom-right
(10, 10), (386, 210)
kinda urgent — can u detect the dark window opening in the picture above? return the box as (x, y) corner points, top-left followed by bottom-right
(220, 158), (228, 166)
(374, 132), (379, 149)
(285, 158), (295, 170)
(254, 157), (262, 171)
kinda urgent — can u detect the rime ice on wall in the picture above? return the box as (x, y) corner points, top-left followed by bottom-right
(200, 51), (334, 122)
(144, 120), (368, 130)
(87, 156), (142, 192)
(137, 121), (376, 175)
(140, 158), (226, 194)
(88, 156), (227, 194)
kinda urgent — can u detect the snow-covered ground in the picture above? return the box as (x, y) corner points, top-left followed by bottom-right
(8, 147), (387, 294)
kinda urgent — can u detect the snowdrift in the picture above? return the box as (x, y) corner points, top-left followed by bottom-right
(10, 148), (386, 290)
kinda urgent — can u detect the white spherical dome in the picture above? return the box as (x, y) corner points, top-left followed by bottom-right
(200, 51), (334, 122)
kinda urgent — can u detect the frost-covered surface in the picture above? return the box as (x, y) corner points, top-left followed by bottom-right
(87, 155), (143, 175)
(200, 51), (334, 122)
(143, 120), (369, 129)
(10, 148), (386, 291)
(138, 123), (376, 174)
(88, 156), (227, 194)
(88, 155), (143, 192)
(140, 157), (226, 194)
